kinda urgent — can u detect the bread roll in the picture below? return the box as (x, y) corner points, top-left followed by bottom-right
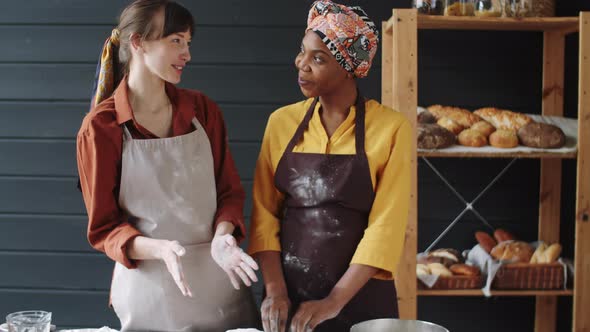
(417, 124), (456, 150)
(491, 241), (534, 263)
(450, 264), (481, 276)
(530, 242), (548, 264)
(417, 263), (431, 276)
(473, 107), (533, 131)
(437, 117), (464, 135)
(543, 243), (562, 263)
(427, 104), (481, 128)
(493, 229), (516, 242)
(470, 120), (496, 137)
(489, 129), (519, 148)
(517, 122), (566, 149)
(427, 263), (453, 277)
(458, 129), (487, 147)
(475, 231), (497, 254)
(418, 109), (437, 124)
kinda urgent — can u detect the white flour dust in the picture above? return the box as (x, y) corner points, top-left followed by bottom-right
(283, 253), (311, 273)
(289, 169), (330, 205)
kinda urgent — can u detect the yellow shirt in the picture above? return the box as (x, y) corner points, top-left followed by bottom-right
(248, 98), (412, 279)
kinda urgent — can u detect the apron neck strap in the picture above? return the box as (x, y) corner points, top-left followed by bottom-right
(285, 91), (366, 155)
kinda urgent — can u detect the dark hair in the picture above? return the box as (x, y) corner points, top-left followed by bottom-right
(117, 0), (194, 74)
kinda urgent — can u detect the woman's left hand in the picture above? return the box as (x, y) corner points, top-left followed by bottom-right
(289, 296), (344, 332)
(211, 233), (259, 289)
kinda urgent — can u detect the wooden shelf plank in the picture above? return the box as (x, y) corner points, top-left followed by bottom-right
(384, 15), (579, 34)
(418, 150), (577, 159)
(418, 16), (579, 32)
(418, 289), (574, 296)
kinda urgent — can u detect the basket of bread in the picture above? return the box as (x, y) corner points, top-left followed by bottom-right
(416, 248), (483, 289)
(418, 105), (568, 150)
(475, 229), (564, 289)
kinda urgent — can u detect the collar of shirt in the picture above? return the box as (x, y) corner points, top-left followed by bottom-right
(309, 99), (358, 145)
(112, 76), (195, 137)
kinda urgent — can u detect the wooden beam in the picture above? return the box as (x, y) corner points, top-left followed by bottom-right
(535, 29), (565, 332)
(390, 8), (418, 320)
(573, 11), (590, 332)
(381, 21), (393, 108)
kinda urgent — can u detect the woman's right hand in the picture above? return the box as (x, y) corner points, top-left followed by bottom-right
(261, 292), (291, 332)
(157, 240), (192, 297)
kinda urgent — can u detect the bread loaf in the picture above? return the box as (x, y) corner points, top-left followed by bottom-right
(418, 109), (437, 124)
(473, 107), (533, 131)
(543, 243), (562, 263)
(437, 117), (464, 135)
(493, 229), (516, 242)
(490, 241), (534, 263)
(428, 248), (463, 266)
(416, 263), (431, 276)
(470, 120), (496, 137)
(427, 105), (481, 128)
(417, 124), (456, 150)
(517, 122), (566, 149)
(530, 242), (548, 264)
(427, 263), (453, 277)
(458, 129), (487, 147)
(489, 129), (519, 148)
(475, 231), (497, 254)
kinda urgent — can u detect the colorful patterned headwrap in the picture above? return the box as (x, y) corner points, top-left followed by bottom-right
(306, 1), (379, 78)
(90, 28), (121, 110)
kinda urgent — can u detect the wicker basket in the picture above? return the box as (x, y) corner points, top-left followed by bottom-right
(532, 0), (555, 17)
(418, 275), (484, 290)
(492, 262), (564, 289)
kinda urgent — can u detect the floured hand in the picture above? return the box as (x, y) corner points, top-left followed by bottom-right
(211, 234), (259, 289)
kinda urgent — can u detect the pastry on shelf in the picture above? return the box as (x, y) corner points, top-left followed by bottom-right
(470, 120), (496, 137)
(489, 129), (519, 148)
(427, 104), (481, 128)
(417, 123), (456, 149)
(530, 242), (562, 264)
(418, 108), (437, 124)
(490, 240), (534, 263)
(437, 117), (464, 135)
(458, 129), (487, 147)
(473, 107), (533, 131)
(475, 231), (497, 254)
(517, 122), (566, 149)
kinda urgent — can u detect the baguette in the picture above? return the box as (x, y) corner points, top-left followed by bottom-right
(530, 242), (548, 263)
(494, 228), (516, 243)
(473, 107), (533, 131)
(543, 243), (562, 263)
(475, 231), (497, 254)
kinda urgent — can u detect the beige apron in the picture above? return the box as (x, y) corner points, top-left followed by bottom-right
(111, 118), (259, 332)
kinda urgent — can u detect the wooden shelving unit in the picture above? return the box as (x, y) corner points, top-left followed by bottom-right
(381, 11), (590, 332)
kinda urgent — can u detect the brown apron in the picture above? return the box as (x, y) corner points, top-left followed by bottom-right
(112, 117), (259, 332)
(274, 95), (399, 331)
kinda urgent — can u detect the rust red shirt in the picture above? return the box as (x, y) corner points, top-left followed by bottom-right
(77, 79), (246, 269)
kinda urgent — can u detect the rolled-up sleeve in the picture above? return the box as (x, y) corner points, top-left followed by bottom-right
(350, 119), (412, 280)
(77, 119), (142, 269)
(248, 116), (284, 255)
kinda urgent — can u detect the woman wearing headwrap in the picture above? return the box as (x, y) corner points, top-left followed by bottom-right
(248, 1), (411, 331)
(76, 0), (259, 330)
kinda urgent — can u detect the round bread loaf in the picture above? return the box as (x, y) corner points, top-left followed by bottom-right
(490, 240), (534, 263)
(417, 124), (456, 150)
(489, 129), (519, 148)
(418, 109), (437, 124)
(437, 117), (464, 135)
(458, 129), (487, 147)
(517, 122), (566, 149)
(470, 120), (496, 137)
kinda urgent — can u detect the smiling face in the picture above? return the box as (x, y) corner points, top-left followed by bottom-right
(140, 29), (192, 84)
(294, 31), (350, 98)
